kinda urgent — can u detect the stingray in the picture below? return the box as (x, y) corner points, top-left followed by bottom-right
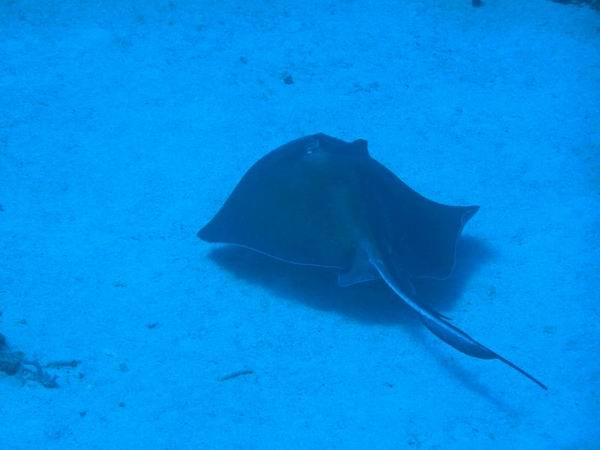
(198, 133), (547, 390)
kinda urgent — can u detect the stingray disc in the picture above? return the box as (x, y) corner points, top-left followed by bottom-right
(199, 133), (478, 280)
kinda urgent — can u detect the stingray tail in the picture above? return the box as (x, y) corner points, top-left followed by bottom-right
(370, 253), (548, 390)
(419, 314), (548, 390)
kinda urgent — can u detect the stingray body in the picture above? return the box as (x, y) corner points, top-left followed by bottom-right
(199, 133), (546, 390)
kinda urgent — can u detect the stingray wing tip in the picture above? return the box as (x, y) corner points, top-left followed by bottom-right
(462, 205), (480, 224)
(197, 225), (213, 241)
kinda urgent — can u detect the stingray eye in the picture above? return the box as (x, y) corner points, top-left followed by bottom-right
(305, 139), (320, 155)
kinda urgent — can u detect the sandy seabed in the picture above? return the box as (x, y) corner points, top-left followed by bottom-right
(0, 1), (599, 449)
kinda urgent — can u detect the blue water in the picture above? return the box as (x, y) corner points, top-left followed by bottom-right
(1, 1), (599, 449)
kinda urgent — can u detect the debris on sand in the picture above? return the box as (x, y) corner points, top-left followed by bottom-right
(218, 369), (255, 382)
(0, 332), (77, 389)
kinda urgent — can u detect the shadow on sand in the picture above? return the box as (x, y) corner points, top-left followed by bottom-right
(207, 235), (495, 327)
(206, 236), (528, 409)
